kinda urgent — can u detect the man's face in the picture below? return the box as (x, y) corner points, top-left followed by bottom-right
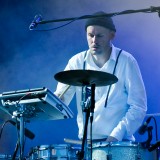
(86, 25), (115, 55)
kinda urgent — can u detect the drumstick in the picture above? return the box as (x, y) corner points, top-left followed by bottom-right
(64, 138), (82, 145)
(64, 138), (91, 145)
(58, 85), (70, 99)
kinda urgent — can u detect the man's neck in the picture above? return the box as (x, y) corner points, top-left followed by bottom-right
(92, 47), (112, 68)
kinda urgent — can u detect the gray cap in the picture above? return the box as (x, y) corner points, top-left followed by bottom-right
(85, 11), (116, 32)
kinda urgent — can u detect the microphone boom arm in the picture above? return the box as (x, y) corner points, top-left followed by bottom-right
(37, 6), (160, 25)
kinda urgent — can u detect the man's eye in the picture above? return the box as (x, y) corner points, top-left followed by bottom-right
(97, 35), (103, 38)
(88, 34), (94, 37)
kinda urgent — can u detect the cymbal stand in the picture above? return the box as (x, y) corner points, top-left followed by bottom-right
(89, 84), (95, 160)
(78, 84), (95, 160)
(13, 104), (26, 160)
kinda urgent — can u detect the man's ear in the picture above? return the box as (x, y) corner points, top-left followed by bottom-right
(109, 31), (115, 40)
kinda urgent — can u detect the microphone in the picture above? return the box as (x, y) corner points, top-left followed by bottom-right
(138, 116), (152, 135)
(9, 120), (35, 140)
(148, 141), (160, 152)
(29, 15), (42, 30)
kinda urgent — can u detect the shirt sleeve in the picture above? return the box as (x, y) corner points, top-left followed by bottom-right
(54, 58), (77, 105)
(110, 56), (147, 141)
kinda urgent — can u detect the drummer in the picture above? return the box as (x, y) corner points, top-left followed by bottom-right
(54, 11), (147, 142)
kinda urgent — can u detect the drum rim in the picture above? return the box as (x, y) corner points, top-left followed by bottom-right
(91, 141), (138, 148)
(31, 144), (71, 149)
(110, 141), (138, 146)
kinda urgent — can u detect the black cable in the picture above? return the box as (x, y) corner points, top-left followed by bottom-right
(0, 120), (10, 140)
(148, 116), (159, 159)
(151, 116), (158, 141)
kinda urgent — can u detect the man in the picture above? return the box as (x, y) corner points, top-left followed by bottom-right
(54, 11), (147, 142)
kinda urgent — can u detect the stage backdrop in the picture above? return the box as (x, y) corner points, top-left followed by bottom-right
(0, 0), (160, 156)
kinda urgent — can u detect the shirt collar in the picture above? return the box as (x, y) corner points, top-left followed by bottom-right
(85, 44), (117, 63)
(110, 44), (117, 62)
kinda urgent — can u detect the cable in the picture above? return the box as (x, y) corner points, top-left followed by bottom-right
(0, 120), (10, 140)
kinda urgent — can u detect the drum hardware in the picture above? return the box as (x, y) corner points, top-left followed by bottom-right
(28, 144), (81, 160)
(148, 140), (160, 152)
(54, 70), (118, 160)
(138, 116), (160, 159)
(0, 87), (73, 160)
(106, 154), (112, 160)
(135, 143), (142, 160)
(8, 120), (35, 139)
(12, 139), (20, 160)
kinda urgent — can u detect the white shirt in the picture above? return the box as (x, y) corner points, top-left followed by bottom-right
(54, 45), (147, 141)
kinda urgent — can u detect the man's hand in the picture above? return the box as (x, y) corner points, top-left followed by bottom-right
(106, 136), (118, 142)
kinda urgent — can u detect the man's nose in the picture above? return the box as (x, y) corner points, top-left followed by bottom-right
(92, 36), (98, 43)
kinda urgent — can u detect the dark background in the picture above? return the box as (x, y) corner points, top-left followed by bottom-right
(0, 0), (160, 157)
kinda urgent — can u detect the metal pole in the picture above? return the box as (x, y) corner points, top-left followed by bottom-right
(19, 105), (25, 160)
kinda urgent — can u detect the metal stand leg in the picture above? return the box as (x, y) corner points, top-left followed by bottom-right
(19, 114), (25, 160)
(12, 139), (19, 160)
(13, 104), (26, 160)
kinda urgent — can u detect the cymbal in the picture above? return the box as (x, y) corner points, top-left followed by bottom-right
(54, 70), (118, 87)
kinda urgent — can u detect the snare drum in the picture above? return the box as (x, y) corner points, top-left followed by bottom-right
(28, 144), (80, 160)
(88, 141), (157, 160)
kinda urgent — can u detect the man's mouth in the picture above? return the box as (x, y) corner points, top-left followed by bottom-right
(92, 45), (99, 50)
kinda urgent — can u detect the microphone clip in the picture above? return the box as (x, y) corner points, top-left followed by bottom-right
(141, 126), (153, 149)
(29, 15), (42, 30)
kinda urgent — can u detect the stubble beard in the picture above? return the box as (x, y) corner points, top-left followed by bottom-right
(90, 48), (103, 56)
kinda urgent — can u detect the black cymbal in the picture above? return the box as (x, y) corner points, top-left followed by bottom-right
(54, 70), (118, 87)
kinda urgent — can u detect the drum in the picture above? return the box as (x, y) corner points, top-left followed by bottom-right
(28, 144), (80, 160)
(0, 154), (18, 160)
(88, 141), (158, 160)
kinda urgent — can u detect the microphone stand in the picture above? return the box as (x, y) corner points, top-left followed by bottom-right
(30, 6), (160, 28)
